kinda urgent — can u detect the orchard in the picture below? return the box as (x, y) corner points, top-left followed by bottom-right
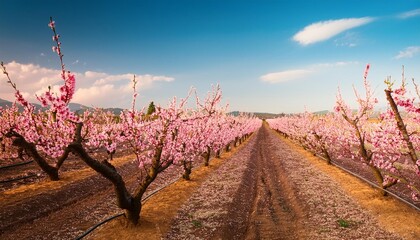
(1, 17), (419, 240)
(0, 18), (260, 225)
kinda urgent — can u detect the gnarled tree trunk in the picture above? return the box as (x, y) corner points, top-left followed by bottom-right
(342, 116), (394, 195)
(68, 122), (172, 225)
(5, 130), (71, 181)
(385, 89), (420, 172)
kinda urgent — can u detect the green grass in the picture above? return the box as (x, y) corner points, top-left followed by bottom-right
(191, 219), (202, 228)
(338, 218), (350, 228)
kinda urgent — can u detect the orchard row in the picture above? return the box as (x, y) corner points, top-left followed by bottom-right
(0, 18), (261, 225)
(267, 64), (420, 201)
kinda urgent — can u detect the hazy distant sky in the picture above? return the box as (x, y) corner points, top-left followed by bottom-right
(1, 0), (419, 113)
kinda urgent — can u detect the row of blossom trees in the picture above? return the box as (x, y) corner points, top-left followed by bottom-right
(267, 64), (420, 201)
(0, 18), (261, 225)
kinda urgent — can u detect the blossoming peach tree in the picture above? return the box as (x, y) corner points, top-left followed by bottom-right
(0, 18), (78, 180)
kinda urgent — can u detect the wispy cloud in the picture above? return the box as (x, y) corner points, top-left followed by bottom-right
(394, 46), (420, 59)
(260, 61), (358, 84)
(314, 61), (359, 68)
(397, 9), (420, 19)
(334, 32), (359, 47)
(0, 61), (174, 108)
(293, 17), (374, 45)
(260, 69), (312, 83)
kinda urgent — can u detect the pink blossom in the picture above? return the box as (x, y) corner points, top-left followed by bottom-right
(48, 20), (55, 29)
(363, 63), (370, 80)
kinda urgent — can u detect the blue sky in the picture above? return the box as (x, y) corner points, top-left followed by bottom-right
(0, 0), (419, 113)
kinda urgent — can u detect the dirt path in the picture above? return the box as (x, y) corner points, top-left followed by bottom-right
(244, 124), (306, 239)
(165, 123), (416, 239)
(243, 124), (417, 239)
(164, 125), (308, 239)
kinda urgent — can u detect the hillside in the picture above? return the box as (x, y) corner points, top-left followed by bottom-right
(0, 98), (44, 111)
(0, 98), (123, 115)
(229, 111), (286, 119)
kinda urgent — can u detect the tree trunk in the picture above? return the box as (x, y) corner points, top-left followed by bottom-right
(367, 164), (388, 196)
(225, 143), (230, 152)
(7, 131), (59, 180)
(130, 143), (172, 225)
(125, 198), (141, 226)
(313, 132), (332, 165)
(385, 90), (420, 171)
(68, 141), (133, 209)
(55, 148), (70, 169)
(182, 160), (192, 180)
(341, 115), (388, 195)
(69, 123), (135, 223)
(204, 147), (211, 166)
(323, 148), (332, 165)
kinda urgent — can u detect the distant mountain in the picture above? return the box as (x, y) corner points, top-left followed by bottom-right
(0, 98), (11, 107)
(103, 107), (124, 115)
(68, 103), (92, 114)
(0, 98), (124, 115)
(313, 110), (330, 115)
(229, 111), (286, 119)
(0, 98), (44, 111)
(229, 110), (342, 119)
(0, 100), (385, 118)
(68, 103), (124, 115)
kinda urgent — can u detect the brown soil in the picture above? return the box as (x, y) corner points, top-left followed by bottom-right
(87, 151), (240, 239)
(88, 135), (255, 239)
(0, 148), (132, 192)
(1, 123), (419, 240)
(0, 151), (187, 239)
(243, 125), (307, 239)
(0, 154), (137, 239)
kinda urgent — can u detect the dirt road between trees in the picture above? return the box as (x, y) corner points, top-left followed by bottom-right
(165, 123), (419, 240)
(243, 125), (307, 239)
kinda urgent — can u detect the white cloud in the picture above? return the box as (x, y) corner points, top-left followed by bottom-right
(293, 17), (374, 45)
(0, 61), (62, 101)
(0, 61), (174, 108)
(88, 72), (174, 87)
(394, 46), (420, 59)
(72, 84), (129, 107)
(398, 9), (420, 19)
(137, 74), (174, 87)
(260, 61), (358, 84)
(314, 61), (359, 67)
(260, 69), (312, 83)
